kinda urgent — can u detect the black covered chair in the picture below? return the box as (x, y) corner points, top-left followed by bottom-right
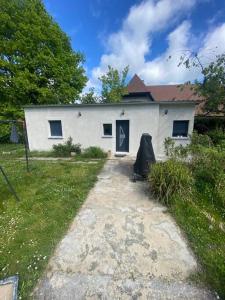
(133, 133), (156, 181)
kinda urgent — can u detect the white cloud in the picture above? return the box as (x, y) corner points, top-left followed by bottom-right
(88, 0), (225, 89)
(199, 23), (225, 63)
(139, 21), (197, 84)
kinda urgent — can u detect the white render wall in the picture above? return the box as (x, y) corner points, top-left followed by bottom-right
(157, 104), (195, 160)
(24, 102), (195, 159)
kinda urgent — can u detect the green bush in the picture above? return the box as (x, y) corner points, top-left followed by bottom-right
(148, 159), (193, 205)
(191, 147), (225, 185)
(191, 147), (225, 208)
(164, 138), (189, 159)
(164, 137), (175, 157)
(81, 146), (107, 159)
(52, 137), (81, 157)
(208, 129), (225, 146)
(190, 131), (212, 148)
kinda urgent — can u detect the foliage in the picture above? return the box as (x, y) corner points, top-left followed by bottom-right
(99, 65), (129, 103)
(0, 0), (87, 107)
(194, 117), (225, 134)
(81, 146), (107, 159)
(150, 133), (225, 297)
(191, 147), (225, 208)
(80, 87), (100, 104)
(190, 131), (212, 147)
(191, 148), (224, 185)
(149, 159), (193, 205)
(177, 52), (225, 115)
(196, 54), (225, 114)
(52, 137), (81, 157)
(0, 150), (104, 298)
(171, 197), (225, 299)
(164, 137), (189, 159)
(207, 129), (225, 145)
(164, 137), (175, 157)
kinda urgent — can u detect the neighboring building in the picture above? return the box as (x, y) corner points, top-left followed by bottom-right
(126, 74), (202, 112)
(24, 75), (197, 160)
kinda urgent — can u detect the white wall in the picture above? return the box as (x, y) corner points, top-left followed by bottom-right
(24, 102), (195, 159)
(157, 104), (195, 160)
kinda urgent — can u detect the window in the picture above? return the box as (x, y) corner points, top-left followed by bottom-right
(49, 120), (62, 137)
(172, 120), (189, 137)
(103, 123), (112, 136)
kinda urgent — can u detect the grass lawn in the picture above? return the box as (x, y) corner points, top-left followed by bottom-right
(0, 146), (105, 299)
(170, 194), (225, 299)
(0, 143), (106, 160)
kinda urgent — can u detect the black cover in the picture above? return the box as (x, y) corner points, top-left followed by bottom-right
(133, 133), (156, 178)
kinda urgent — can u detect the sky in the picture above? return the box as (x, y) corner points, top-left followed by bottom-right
(43, 0), (225, 91)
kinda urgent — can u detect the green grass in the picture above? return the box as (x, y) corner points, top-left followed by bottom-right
(0, 143), (106, 160)
(0, 150), (105, 299)
(170, 194), (225, 299)
(0, 143), (25, 158)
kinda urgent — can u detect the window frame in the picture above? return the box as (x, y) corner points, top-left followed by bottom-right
(172, 120), (189, 138)
(48, 120), (63, 138)
(103, 123), (112, 137)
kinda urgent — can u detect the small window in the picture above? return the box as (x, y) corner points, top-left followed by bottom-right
(172, 120), (189, 137)
(49, 120), (62, 137)
(103, 123), (112, 136)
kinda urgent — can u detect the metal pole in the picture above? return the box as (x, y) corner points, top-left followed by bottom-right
(0, 166), (20, 201)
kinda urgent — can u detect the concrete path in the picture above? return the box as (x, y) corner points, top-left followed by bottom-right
(34, 160), (214, 299)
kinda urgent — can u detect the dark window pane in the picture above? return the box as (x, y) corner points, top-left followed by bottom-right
(49, 120), (62, 136)
(103, 124), (112, 136)
(172, 121), (189, 137)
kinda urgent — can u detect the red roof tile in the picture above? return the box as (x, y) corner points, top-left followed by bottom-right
(127, 74), (148, 93)
(127, 74), (202, 102)
(146, 85), (203, 102)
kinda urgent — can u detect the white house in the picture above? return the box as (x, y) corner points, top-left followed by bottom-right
(24, 75), (197, 160)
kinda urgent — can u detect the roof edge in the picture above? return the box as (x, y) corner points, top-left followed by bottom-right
(24, 101), (196, 109)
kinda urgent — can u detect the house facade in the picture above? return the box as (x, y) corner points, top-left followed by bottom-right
(24, 74), (199, 160)
(24, 100), (195, 161)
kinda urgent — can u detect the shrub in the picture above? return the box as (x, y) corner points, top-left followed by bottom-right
(191, 147), (225, 208)
(191, 147), (225, 185)
(149, 159), (193, 205)
(52, 137), (81, 157)
(190, 131), (212, 148)
(164, 137), (175, 157)
(207, 129), (225, 146)
(164, 137), (189, 160)
(81, 146), (107, 159)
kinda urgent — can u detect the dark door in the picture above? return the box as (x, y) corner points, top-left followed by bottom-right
(116, 120), (129, 152)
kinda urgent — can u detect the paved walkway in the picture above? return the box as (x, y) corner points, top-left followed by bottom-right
(34, 160), (214, 299)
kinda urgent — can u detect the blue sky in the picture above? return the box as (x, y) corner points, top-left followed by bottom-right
(43, 0), (225, 89)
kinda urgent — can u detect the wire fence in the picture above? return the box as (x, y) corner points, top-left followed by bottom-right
(0, 120), (30, 201)
(0, 120), (24, 144)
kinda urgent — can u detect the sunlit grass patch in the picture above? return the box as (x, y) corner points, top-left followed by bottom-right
(0, 158), (104, 299)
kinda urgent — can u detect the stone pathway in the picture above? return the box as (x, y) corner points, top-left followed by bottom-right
(34, 160), (214, 299)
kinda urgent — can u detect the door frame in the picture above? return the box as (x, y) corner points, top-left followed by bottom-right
(115, 120), (130, 153)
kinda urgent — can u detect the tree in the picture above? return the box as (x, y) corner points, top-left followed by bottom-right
(176, 51), (225, 115)
(196, 54), (225, 114)
(0, 0), (87, 109)
(80, 88), (100, 104)
(99, 65), (129, 103)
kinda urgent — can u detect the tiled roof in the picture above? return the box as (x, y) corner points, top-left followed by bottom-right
(146, 85), (203, 102)
(127, 74), (149, 93)
(127, 74), (202, 102)
(126, 74), (212, 116)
